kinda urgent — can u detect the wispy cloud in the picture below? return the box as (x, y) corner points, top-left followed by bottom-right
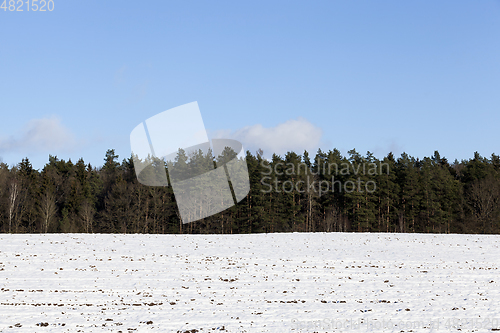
(371, 139), (405, 159)
(114, 65), (128, 85)
(211, 117), (323, 157)
(0, 117), (77, 154)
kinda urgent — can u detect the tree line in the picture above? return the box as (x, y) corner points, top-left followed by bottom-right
(0, 148), (499, 234)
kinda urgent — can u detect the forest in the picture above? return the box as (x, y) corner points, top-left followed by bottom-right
(0, 148), (499, 235)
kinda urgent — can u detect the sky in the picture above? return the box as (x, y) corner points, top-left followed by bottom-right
(1, 0), (499, 170)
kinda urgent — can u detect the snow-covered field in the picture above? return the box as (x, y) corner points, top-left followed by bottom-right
(0, 232), (499, 333)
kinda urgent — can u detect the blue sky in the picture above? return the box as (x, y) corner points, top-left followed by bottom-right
(1, 0), (499, 170)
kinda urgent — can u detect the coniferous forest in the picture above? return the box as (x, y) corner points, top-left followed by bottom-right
(0, 148), (499, 235)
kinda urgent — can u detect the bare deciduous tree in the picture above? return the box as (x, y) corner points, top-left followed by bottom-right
(80, 200), (95, 233)
(8, 180), (19, 233)
(39, 190), (57, 233)
(468, 175), (500, 233)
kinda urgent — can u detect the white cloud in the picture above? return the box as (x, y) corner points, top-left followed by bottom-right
(0, 117), (77, 154)
(211, 117), (323, 157)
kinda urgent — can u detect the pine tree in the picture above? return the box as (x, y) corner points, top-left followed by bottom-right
(376, 153), (399, 232)
(396, 153), (420, 233)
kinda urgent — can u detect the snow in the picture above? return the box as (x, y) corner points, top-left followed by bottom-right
(0, 232), (499, 332)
